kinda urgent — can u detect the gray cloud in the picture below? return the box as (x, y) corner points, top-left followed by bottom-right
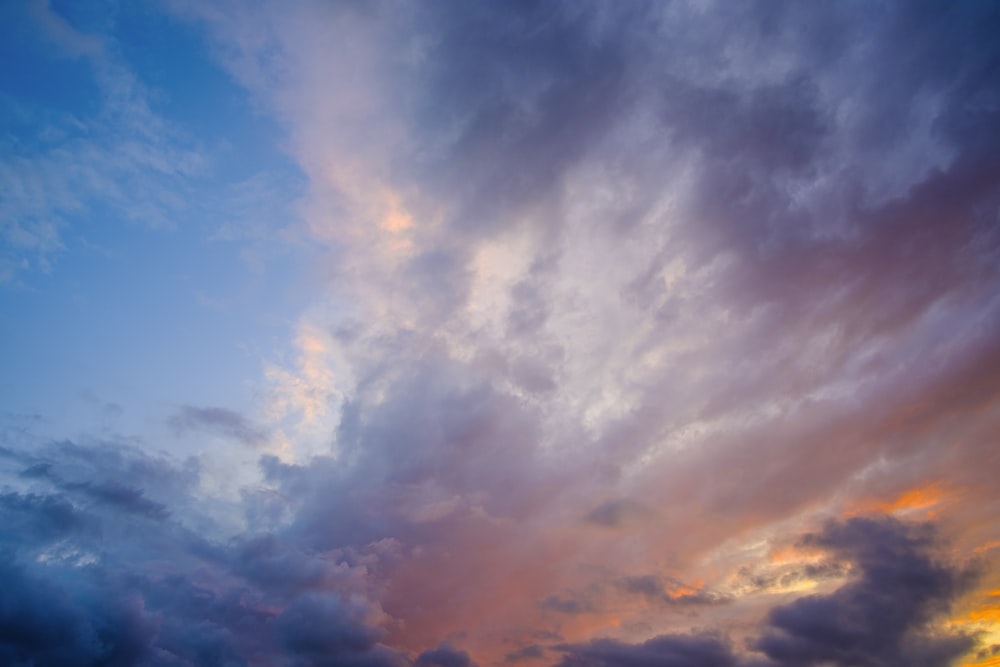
(0, 491), (95, 543)
(619, 574), (726, 607)
(0, 435), (399, 667)
(756, 517), (976, 667)
(415, 643), (479, 667)
(584, 499), (649, 528)
(556, 517), (974, 667)
(276, 593), (399, 666)
(168, 405), (270, 448)
(66, 480), (170, 521)
(504, 645), (546, 663)
(555, 634), (743, 667)
(0, 557), (159, 667)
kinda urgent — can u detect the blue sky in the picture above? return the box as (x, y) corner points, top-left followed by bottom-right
(1, 0), (311, 461)
(3, 1), (1000, 666)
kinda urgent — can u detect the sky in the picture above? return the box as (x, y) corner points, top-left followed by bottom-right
(2, 0), (1000, 665)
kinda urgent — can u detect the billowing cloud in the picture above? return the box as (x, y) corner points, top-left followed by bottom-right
(0, 557), (159, 667)
(556, 517), (973, 667)
(756, 518), (976, 667)
(415, 644), (480, 667)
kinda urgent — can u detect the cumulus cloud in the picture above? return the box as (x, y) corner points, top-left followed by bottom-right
(0, 557), (159, 667)
(0, 436), (402, 667)
(556, 634), (744, 667)
(276, 593), (402, 667)
(414, 643), (480, 667)
(556, 517), (974, 667)
(756, 518), (975, 667)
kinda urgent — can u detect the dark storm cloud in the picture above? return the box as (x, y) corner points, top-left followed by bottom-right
(756, 517), (976, 667)
(40, 439), (201, 500)
(8, 439), (193, 523)
(0, 434), (401, 667)
(0, 491), (94, 543)
(66, 480), (171, 521)
(0, 557), (159, 667)
(414, 643), (479, 667)
(556, 517), (974, 667)
(0, 550), (279, 667)
(233, 533), (328, 592)
(555, 634), (742, 667)
(129, 570), (278, 666)
(168, 405), (270, 448)
(276, 592), (400, 666)
(230, 532), (378, 599)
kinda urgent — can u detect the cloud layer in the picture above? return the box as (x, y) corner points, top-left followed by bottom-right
(3, 0), (1000, 665)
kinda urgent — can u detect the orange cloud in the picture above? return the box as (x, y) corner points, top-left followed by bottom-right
(844, 482), (950, 518)
(964, 658), (1000, 667)
(665, 578), (705, 599)
(949, 588), (1000, 667)
(768, 544), (825, 566)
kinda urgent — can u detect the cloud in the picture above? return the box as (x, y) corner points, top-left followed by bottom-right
(65, 479), (170, 521)
(0, 0), (207, 284)
(0, 491), (95, 543)
(157, 1), (1000, 660)
(555, 634), (742, 667)
(414, 643), (479, 667)
(619, 574), (725, 607)
(756, 517), (976, 667)
(168, 405), (270, 448)
(540, 594), (593, 616)
(504, 645), (546, 663)
(276, 592), (400, 666)
(556, 517), (974, 667)
(584, 499), (650, 528)
(0, 556), (159, 667)
(0, 435), (401, 667)
(8, 438), (198, 525)
(4, 1), (1000, 665)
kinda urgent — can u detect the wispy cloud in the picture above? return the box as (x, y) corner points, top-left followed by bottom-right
(0, 1), (205, 284)
(168, 405), (270, 448)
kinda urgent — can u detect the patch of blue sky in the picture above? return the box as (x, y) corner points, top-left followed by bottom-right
(1, 1), (311, 452)
(0, 4), (99, 118)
